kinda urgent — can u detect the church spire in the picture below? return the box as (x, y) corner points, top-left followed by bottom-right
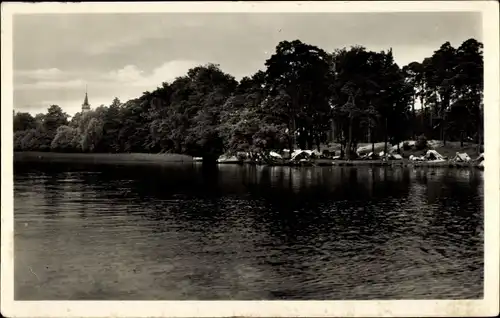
(82, 85), (91, 113)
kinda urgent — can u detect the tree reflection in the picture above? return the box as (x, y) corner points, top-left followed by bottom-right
(14, 163), (484, 300)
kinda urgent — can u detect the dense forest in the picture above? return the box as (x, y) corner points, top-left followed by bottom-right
(13, 38), (483, 162)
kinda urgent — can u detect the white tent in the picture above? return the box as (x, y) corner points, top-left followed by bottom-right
(291, 150), (310, 161)
(452, 152), (471, 162)
(409, 155), (425, 161)
(425, 149), (445, 162)
(477, 153), (484, 169)
(269, 151), (282, 159)
(391, 154), (403, 160)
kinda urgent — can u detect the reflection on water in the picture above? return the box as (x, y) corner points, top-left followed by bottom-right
(14, 162), (483, 300)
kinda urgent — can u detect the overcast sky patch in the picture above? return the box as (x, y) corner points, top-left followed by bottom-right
(13, 12), (482, 115)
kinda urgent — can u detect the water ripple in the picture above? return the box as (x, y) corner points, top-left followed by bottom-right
(14, 164), (483, 300)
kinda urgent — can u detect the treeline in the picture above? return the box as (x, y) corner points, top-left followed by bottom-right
(14, 38), (483, 161)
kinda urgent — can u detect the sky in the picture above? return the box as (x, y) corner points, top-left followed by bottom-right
(13, 12), (482, 116)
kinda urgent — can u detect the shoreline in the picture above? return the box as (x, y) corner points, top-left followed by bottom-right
(220, 159), (484, 169)
(13, 151), (194, 164)
(14, 151), (484, 170)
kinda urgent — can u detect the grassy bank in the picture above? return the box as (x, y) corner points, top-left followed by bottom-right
(403, 141), (481, 159)
(14, 152), (194, 164)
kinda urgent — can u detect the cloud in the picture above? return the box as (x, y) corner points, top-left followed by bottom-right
(107, 65), (144, 83)
(16, 79), (88, 90)
(85, 35), (151, 56)
(144, 60), (201, 85)
(15, 68), (65, 80)
(14, 60), (190, 92)
(14, 60), (204, 115)
(14, 68), (96, 91)
(104, 59), (200, 88)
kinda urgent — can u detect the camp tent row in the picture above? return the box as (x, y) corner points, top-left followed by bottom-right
(212, 148), (484, 165)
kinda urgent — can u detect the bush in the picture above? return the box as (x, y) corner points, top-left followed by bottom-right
(415, 134), (428, 150)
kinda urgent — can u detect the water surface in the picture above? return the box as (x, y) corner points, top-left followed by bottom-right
(14, 162), (484, 300)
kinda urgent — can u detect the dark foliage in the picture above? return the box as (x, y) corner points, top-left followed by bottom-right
(14, 39), (483, 159)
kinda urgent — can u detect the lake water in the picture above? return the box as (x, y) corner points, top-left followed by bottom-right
(14, 162), (484, 300)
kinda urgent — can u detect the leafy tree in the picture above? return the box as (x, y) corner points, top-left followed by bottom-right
(51, 126), (79, 152)
(218, 70), (288, 155)
(402, 61), (424, 137)
(453, 38), (484, 148)
(422, 42), (457, 144)
(98, 97), (123, 152)
(81, 117), (104, 152)
(12, 38), (483, 159)
(43, 105), (69, 139)
(13, 112), (36, 132)
(264, 40), (333, 151)
(331, 47), (385, 157)
(183, 64), (238, 161)
(14, 128), (49, 151)
(403, 38), (484, 147)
